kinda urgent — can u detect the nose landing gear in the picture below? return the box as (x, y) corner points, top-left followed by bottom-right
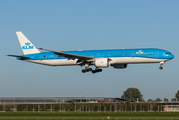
(159, 61), (165, 70)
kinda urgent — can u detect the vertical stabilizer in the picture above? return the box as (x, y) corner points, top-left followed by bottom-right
(16, 32), (40, 55)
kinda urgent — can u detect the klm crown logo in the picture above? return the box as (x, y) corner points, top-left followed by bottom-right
(25, 42), (31, 45)
(22, 42), (34, 49)
(136, 50), (144, 54)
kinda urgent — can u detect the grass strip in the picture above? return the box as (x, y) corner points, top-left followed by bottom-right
(0, 112), (179, 116)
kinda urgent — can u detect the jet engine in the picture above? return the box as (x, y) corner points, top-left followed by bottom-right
(111, 64), (127, 69)
(95, 58), (110, 68)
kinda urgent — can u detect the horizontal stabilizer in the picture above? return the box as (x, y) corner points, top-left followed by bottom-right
(6, 55), (33, 59)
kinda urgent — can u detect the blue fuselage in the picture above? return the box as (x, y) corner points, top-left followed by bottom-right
(18, 48), (174, 61)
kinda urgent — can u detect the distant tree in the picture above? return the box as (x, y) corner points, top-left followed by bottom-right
(121, 88), (143, 102)
(148, 99), (153, 103)
(175, 90), (179, 101)
(171, 98), (176, 102)
(155, 98), (162, 102)
(164, 98), (169, 102)
(153, 104), (158, 111)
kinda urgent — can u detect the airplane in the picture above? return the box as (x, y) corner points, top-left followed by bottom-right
(7, 32), (174, 73)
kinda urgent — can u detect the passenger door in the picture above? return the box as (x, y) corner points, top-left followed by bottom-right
(155, 51), (159, 58)
(96, 53), (100, 58)
(40, 55), (43, 61)
(131, 52), (135, 57)
(131, 52), (135, 62)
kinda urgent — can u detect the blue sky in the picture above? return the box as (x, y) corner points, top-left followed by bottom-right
(1, 0), (179, 101)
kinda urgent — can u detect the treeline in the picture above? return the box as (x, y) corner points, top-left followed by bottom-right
(0, 102), (164, 112)
(121, 88), (179, 102)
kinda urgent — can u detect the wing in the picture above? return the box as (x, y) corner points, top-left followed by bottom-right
(6, 55), (33, 59)
(38, 48), (95, 61)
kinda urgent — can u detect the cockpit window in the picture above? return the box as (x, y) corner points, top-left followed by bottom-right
(166, 52), (171, 54)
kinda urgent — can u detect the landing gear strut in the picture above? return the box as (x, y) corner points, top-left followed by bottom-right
(81, 64), (103, 73)
(159, 61), (165, 70)
(81, 64), (93, 73)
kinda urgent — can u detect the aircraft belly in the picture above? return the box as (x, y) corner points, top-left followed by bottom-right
(110, 57), (168, 64)
(25, 59), (77, 66)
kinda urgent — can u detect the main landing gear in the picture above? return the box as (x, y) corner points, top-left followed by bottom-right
(81, 68), (102, 73)
(81, 68), (92, 73)
(159, 61), (165, 70)
(92, 68), (102, 73)
(81, 64), (102, 73)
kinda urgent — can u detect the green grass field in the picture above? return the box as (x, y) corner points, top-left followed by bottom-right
(0, 112), (179, 116)
(0, 112), (179, 120)
(0, 117), (178, 120)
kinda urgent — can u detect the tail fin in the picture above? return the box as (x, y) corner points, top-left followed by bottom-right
(16, 32), (40, 55)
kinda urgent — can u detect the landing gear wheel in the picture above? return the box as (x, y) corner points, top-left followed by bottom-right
(88, 68), (92, 71)
(82, 69), (86, 73)
(159, 61), (164, 70)
(159, 67), (163, 70)
(92, 70), (96, 73)
(82, 67), (102, 73)
(95, 69), (99, 72)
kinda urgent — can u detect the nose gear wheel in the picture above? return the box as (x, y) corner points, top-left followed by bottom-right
(159, 61), (165, 70)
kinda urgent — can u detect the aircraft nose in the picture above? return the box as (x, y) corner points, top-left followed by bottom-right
(170, 54), (174, 59)
(167, 54), (174, 59)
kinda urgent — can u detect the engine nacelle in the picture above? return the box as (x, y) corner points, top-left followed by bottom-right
(95, 58), (110, 68)
(111, 64), (127, 69)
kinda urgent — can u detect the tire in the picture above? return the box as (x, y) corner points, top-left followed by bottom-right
(159, 67), (163, 70)
(99, 69), (102, 72)
(92, 70), (96, 73)
(82, 69), (86, 73)
(89, 68), (92, 71)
